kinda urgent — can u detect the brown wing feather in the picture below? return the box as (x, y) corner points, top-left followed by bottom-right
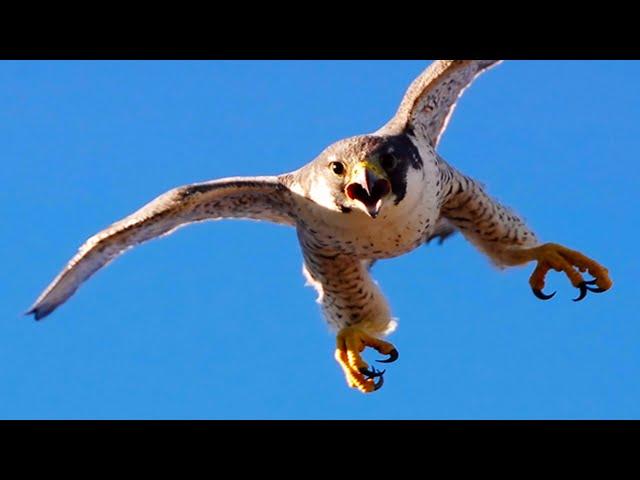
(378, 60), (501, 146)
(27, 176), (295, 320)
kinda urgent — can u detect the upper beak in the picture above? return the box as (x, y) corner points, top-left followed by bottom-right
(345, 161), (391, 218)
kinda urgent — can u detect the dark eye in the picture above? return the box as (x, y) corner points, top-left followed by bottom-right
(330, 161), (345, 176)
(380, 154), (397, 171)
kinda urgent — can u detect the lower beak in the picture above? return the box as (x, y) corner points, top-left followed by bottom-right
(366, 199), (384, 219)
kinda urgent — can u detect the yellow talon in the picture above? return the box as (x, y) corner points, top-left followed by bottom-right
(514, 243), (612, 301)
(335, 326), (398, 393)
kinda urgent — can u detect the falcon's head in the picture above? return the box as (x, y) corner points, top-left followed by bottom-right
(299, 134), (425, 218)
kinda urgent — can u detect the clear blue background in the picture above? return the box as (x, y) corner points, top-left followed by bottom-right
(1, 60), (638, 419)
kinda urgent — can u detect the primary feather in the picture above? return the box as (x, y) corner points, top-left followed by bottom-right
(27, 177), (294, 320)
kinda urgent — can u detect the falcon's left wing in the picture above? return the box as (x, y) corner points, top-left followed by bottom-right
(27, 176), (295, 320)
(378, 60), (501, 147)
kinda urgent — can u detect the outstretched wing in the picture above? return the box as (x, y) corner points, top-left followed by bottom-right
(378, 60), (501, 147)
(27, 176), (295, 320)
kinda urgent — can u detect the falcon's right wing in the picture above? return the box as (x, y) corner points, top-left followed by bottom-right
(27, 176), (296, 320)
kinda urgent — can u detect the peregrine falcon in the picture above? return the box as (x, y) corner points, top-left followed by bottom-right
(27, 60), (612, 393)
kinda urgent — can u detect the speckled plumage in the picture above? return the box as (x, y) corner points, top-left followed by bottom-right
(26, 59), (520, 340)
(28, 60), (612, 393)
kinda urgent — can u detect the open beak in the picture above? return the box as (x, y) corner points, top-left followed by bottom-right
(345, 161), (391, 218)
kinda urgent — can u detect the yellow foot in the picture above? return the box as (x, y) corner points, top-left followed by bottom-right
(524, 243), (612, 302)
(335, 326), (398, 394)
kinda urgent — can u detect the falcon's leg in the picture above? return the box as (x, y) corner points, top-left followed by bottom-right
(299, 239), (399, 394)
(438, 162), (612, 301)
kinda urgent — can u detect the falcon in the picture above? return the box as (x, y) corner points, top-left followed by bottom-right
(27, 60), (612, 393)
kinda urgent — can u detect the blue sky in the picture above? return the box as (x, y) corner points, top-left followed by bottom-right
(1, 60), (638, 419)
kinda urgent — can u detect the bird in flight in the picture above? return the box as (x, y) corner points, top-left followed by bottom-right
(27, 60), (612, 393)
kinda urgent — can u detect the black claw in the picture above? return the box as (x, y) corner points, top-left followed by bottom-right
(573, 283), (588, 302)
(359, 366), (385, 378)
(573, 280), (607, 301)
(532, 288), (556, 301)
(583, 280), (607, 293)
(585, 285), (607, 293)
(359, 366), (386, 391)
(376, 348), (399, 364)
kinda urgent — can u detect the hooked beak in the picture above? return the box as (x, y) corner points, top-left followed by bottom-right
(345, 161), (391, 218)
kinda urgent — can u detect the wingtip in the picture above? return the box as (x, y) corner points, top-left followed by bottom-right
(476, 60), (502, 73)
(24, 307), (40, 321)
(24, 304), (52, 321)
